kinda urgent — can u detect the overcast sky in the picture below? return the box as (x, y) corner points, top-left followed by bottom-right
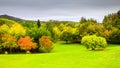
(0, 0), (120, 22)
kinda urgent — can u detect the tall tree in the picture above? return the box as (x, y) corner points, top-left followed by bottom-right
(37, 19), (41, 28)
(80, 17), (87, 24)
(117, 10), (120, 19)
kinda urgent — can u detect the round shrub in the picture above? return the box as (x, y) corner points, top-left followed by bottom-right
(1, 34), (18, 53)
(17, 36), (37, 53)
(39, 36), (54, 52)
(81, 35), (107, 50)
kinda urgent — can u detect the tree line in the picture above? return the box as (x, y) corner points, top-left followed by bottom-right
(0, 10), (120, 54)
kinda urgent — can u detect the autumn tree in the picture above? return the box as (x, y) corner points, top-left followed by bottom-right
(102, 10), (120, 43)
(61, 26), (76, 43)
(103, 30), (110, 41)
(0, 24), (9, 34)
(9, 23), (26, 39)
(1, 34), (17, 53)
(52, 26), (61, 42)
(17, 36), (37, 53)
(26, 24), (51, 46)
(39, 36), (53, 52)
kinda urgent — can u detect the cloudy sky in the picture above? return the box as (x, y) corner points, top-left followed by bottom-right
(0, 0), (120, 22)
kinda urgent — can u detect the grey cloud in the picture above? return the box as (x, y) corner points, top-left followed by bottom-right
(0, 0), (120, 9)
(0, 0), (120, 22)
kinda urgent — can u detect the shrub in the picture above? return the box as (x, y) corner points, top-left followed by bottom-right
(81, 35), (107, 50)
(39, 36), (54, 52)
(1, 34), (18, 53)
(17, 36), (37, 53)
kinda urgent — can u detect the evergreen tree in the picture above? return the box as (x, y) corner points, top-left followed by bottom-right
(37, 19), (41, 28)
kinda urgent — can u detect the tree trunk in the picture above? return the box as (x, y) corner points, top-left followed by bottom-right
(26, 50), (30, 54)
(10, 48), (12, 54)
(92, 48), (95, 50)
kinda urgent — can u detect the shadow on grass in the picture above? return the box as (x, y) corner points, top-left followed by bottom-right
(107, 44), (120, 47)
(58, 41), (81, 45)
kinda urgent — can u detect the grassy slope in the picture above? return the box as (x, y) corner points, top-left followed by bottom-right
(0, 42), (120, 68)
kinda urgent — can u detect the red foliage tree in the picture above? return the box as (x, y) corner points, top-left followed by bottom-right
(17, 36), (37, 53)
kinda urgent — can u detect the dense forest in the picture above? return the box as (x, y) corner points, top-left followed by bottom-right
(0, 10), (120, 54)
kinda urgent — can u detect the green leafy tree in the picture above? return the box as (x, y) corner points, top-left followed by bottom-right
(81, 35), (107, 50)
(80, 17), (87, 24)
(26, 24), (51, 46)
(109, 27), (120, 44)
(117, 10), (120, 18)
(20, 21), (36, 28)
(61, 26), (74, 43)
(77, 22), (96, 37)
(102, 11), (120, 29)
(102, 10), (120, 43)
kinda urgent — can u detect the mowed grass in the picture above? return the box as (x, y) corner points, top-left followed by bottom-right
(0, 42), (120, 68)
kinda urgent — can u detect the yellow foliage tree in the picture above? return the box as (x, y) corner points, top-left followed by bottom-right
(53, 26), (60, 35)
(104, 30), (110, 41)
(9, 23), (26, 36)
(0, 24), (9, 34)
(53, 26), (61, 42)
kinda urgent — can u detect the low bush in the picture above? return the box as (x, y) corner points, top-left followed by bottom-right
(81, 35), (107, 50)
(17, 36), (37, 53)
(39, 36), (54, 52)
(1, 34), (18, 53)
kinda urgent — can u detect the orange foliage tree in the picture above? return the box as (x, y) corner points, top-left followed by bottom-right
(17, 36), (37, 53)
(39, 36), (53, 52)
(1, 34), (17, 53)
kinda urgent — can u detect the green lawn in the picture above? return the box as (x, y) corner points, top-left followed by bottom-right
(0, 42), (120, 68)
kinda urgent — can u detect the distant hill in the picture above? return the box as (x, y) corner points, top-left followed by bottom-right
(0, 14), (25, 22)
(0, 14), (31, 22)
(0, 14), (77, 23)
